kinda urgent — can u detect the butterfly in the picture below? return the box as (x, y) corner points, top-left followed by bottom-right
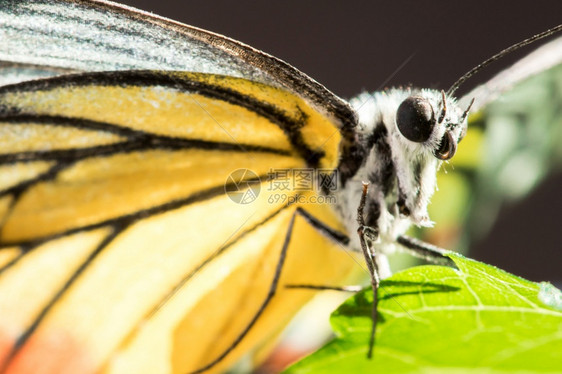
(0, 1), (561, 374)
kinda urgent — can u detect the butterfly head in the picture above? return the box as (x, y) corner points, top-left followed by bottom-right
(395, 89), (472, 161)
(391, 89), (471, 222)
(342, 88), (472, 236)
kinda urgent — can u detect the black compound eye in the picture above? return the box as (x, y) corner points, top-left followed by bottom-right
(396, 96), (435, 143)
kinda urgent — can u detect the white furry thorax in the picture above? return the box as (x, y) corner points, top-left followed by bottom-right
(333, 88), (468, 262)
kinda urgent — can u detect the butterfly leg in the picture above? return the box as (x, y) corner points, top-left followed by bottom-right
(396, 235), (456, 268)
(356, 182), (381, 359)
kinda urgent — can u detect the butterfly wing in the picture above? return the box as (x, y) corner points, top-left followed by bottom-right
(0, 0), (364, 371)
(0, 0), (362, 203)
(0, 70), (362, 373)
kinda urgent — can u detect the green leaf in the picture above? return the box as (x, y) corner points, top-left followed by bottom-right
(284, 253), (562, 373)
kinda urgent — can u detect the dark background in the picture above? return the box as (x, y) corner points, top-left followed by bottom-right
(118, 0), (561, 285)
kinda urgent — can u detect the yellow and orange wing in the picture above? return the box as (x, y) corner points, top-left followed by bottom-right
(0, 71), (359, 374)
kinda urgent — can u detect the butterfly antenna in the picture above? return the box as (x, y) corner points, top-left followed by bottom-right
(438, 90), (447, 124)
(447, 23), (562, 96)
